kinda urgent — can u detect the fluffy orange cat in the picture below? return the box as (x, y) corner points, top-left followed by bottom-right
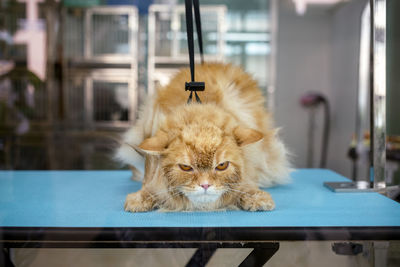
(116, 63), (290, 212)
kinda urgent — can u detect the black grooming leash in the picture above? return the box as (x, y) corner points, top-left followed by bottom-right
(185, 0), (205, 103)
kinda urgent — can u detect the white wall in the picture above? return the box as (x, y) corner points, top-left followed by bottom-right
(275, 1), (333, 170)
(275, 0), (367, 177)
(329, 0), (367, 177)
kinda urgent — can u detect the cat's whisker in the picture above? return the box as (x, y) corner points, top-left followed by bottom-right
(158, 190), (184, 207)
(223, 181), (256, 188)
(141, 187), (176, 202)
(225, 188), (252, 197)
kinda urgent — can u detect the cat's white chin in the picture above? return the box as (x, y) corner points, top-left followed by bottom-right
(187, 193), (221, 204)
(185, 189), (223, 209)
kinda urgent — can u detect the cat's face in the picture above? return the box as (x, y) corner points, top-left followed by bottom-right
(161, 124), (243, 208)
(138, 118), (263, 209)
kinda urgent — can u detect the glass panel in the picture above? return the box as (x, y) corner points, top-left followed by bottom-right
(154, 12), (173, 57)
(149, 2), (271, 94)
(0, 2), (399, 266)
(91, 14), (130, 55)
(244, 11), (269, 32)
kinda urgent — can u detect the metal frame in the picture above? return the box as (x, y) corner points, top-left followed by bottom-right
(370, 0), (387, 190)
(1, 240), (278, 267)
(324, 0), (389, 193)
(2, 226), (399, 266)
(147, 4), (226, 95)
(352, 3), (372, 188)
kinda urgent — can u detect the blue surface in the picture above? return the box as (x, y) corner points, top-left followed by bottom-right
(0, 169), (400, 228)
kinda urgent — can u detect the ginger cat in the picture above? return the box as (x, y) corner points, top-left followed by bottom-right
(116, 63), (290, 212)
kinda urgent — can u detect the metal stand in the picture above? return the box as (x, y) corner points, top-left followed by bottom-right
(185, 244), (218, 267)
(238, 245), (279, 267)
(1, 248), (15, 267)
(324, 182), (400, 194)
(325, 0), (388, 194)
(324, 182), (374, 193)
(184, 243), (279, 267)
(332, 242), (363, 255)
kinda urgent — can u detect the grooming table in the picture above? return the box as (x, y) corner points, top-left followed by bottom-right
(1, 169), (400, 266)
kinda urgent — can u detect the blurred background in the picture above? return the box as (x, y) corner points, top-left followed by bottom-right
(2, 1), (400, 265)
(0, 0), (399, 186)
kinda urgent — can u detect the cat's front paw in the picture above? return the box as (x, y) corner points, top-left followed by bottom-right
(239, 189), (275, 211)
(124, 190), (155, 212)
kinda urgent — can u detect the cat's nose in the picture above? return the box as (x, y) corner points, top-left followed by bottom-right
(200, 183), (211, 190)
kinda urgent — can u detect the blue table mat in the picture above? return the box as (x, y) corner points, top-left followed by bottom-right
(1, 169), (399, 228)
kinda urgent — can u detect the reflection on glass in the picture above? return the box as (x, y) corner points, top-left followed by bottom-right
(93, 81), (129, 122)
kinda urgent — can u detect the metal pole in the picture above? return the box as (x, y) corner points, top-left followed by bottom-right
(268, 0), (278, 112)
(354, 4), (370, 189)
(370, 0), (386, 190)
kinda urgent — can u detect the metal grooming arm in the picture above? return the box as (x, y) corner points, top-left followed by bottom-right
(324, 0), (390, 193)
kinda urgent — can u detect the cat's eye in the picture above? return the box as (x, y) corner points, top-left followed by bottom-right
(179, 164), (193, 172)
(215, 161), (229, 171)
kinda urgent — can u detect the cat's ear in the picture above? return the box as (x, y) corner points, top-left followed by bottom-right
(233, 126), (264, 147)
(138, 131), (169, 155)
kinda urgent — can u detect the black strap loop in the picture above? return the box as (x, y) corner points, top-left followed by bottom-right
(187, 91), (202, 104)
(193, 0), (204, 65)
(185, 0), (205, 104)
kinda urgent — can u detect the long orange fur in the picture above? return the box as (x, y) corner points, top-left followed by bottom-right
(116, 63), (290, 212)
